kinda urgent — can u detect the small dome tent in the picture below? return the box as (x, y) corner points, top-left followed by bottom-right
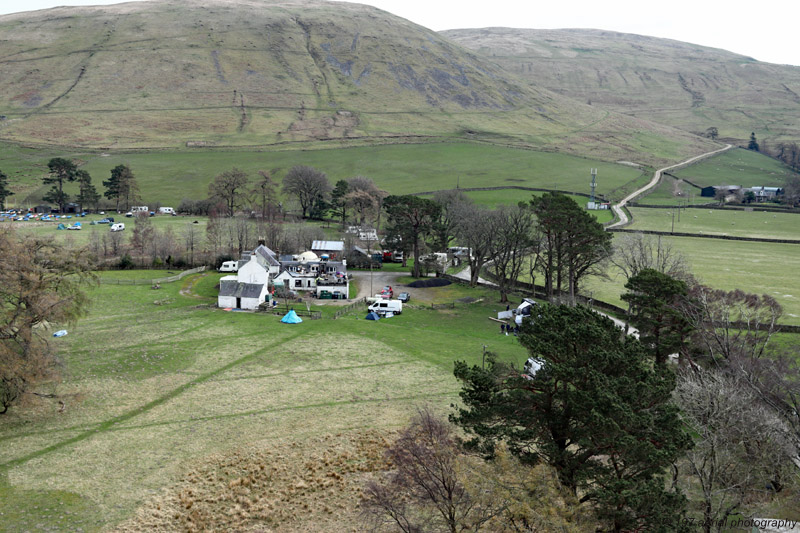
(281, 309), (303, 324)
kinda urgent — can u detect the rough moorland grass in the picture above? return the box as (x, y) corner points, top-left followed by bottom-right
(0, 270), (525, 531)
(625, 207), (800, 240)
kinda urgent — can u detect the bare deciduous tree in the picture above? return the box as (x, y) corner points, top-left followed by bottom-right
(610, 232), (689, 282)
(208, 168), (249, 218)
(676, 369), (795, 533)
(490, 205), (535, 303)
(362, 407), (500, 533)
(683, 285), (782, 361)
(282, 165), (331, 219)
(346, 176), (386, 227)
(453, 204), (496, 287)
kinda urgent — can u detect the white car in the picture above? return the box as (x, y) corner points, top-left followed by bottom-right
(110, 223), (125, 232)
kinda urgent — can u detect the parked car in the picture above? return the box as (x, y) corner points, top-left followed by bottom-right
(397, 292), (410, 303)
(110, 223), (125, 232)
(98, 217), (114, 224)
(124, 212), (133, 217)
(380, 285), (393, 298)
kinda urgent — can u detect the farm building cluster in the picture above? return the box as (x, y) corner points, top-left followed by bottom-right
(217, 240), (349, 310)
(700, 185), (784, 201)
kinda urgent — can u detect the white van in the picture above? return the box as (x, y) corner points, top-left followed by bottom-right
(158, 207), (175, 215)
(110, 223), (125, 232)
(368, 299), (403, 316)
(218, 260), (238, 272)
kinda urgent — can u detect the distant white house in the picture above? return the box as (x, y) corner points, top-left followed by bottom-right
(746, 186), (783, 201)
(346, 226), (378, 241)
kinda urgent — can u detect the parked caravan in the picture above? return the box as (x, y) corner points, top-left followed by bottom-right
(218, 260), (239, 273)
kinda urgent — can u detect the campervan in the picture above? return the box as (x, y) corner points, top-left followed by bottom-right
(158, 207), (175, 215)
(110, 223), (125, 232)
(368, 299), (403, 316)
(219, 260), (238, 273)
(131, 206), (148, 213)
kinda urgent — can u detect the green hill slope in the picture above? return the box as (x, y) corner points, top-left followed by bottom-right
(0, 0), (716, 165)
(442, 28), (800, 146)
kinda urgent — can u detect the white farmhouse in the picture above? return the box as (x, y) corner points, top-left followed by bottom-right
(217, 243), (275, 309)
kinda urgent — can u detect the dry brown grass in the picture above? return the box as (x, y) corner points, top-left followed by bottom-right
(115, 429), (394, 532)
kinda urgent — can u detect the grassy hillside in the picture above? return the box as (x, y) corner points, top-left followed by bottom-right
(442, 28), (800, 146)
(0, 0), (716, 166)
(2, 141), (645, 208)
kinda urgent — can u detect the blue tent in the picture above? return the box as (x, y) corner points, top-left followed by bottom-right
(281, 309), (303, 324)
(365, 311), (380, 321)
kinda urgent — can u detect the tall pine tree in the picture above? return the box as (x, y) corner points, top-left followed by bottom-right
(453, 304), (692, 532)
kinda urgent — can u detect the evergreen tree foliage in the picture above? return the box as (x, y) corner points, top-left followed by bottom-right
(383, 195), (441, 278)
(622, 268), (691, 366)
(43, 157), (77, 213)
(748, 132), (760, 151)
(75, 170), (100, 212)
(0, 169), (12, 210)
(452, 304), (692, 532)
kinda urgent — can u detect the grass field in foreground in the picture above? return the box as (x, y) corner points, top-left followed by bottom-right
(3, 142), (644, 208)
(0, 271), (526, 531)
(625, 207), (800, 240)
(582, 235), (800, 324)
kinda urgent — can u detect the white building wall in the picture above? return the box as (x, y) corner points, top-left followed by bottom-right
(238, 260), (269, 285)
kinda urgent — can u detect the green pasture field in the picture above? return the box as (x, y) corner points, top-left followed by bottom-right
(2, 142), (644, 208)
(633, 175), (711, 206)
(0, 271), (527, 531)
(625, 207), (800, 240)
(670, 147), (796, 188)
(418, 189), (615, 223)
(581, 236), (800, 325)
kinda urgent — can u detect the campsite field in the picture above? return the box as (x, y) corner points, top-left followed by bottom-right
(0, 270), (527, 531)
(624, 207), (800, 240)
(5, 213), (209, 246)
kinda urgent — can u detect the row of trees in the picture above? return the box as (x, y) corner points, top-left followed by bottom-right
(381, 191), (611, 303)
(35, 158), (141, 214)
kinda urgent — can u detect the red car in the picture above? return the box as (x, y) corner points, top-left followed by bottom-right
(380, 286), (393, 299)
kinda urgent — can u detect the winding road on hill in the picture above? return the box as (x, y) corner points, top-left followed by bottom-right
(608, 143), (733, 229)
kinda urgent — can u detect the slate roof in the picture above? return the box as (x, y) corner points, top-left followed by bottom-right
(219, 280), (265, 298)
(254, 244), (281, 267)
